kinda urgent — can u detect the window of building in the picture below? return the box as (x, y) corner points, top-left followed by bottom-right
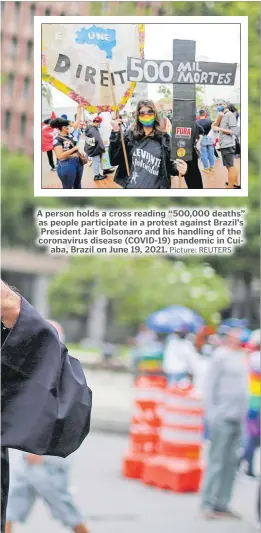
(45, 8), (52, 16)
(26, 40), (33, 62)
(6, 73), (15, 96)
(23, 77), (30, 99)
(30, 3), (36, 26)
(10, 36), (18, 58)
(14, 1), (21, 23)
(4, 111), (12, 131)
(20, 114), (27, 135)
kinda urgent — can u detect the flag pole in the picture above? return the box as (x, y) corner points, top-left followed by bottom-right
(107, 63), (130, 176)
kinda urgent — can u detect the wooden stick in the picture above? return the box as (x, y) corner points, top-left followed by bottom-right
(107, 63), (130, 176)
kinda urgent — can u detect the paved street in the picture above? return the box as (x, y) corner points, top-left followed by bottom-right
(41, 137), (241, 191)
(9, 433), (258, 533)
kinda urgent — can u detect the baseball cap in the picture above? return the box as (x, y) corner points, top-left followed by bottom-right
(93, 116), (103, 123)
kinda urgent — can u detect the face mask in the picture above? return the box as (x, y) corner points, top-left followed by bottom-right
(139, 114), (156, 127)
(217, 105), (225, 112)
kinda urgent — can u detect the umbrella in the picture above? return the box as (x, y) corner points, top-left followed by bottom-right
(146, 305), (204, 334)
(222, 318), (248, 328)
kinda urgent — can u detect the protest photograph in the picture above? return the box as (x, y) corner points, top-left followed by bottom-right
(38, 19), (245, 194)
(1, 2), (260, 533)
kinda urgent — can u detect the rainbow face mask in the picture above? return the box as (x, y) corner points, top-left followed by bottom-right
(139, 114), (155, 127)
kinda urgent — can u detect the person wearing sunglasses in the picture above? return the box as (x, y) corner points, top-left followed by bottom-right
(109, 100), (187, 189)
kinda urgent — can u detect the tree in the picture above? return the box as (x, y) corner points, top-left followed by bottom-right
(157, 84), (172, 103)
(49, 255), (230, 327)
(42, 82), (53, 107)
(196, 86), (205, 110)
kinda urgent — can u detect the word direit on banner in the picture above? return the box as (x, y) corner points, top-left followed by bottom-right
(42, 23), (145, 112)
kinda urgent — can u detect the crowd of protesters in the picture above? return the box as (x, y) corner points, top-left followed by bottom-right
(42, 100), (240, 190)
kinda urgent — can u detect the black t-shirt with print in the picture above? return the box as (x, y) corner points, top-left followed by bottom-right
(126, 137), (163, 189)
(53, 135), (77, 155)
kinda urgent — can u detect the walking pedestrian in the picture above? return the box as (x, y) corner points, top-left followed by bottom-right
(212, 100), (240, 188)
(84, 116), (106, 182)
(5, 451), (90, 533)
(109, 99), (187, 188)
(241, 345), (260, 477)
(51, 105), (84, 189)
(197, 110), (215, 174)
(201, 328), (249, 519)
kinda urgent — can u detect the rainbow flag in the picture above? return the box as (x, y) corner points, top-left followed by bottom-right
(247, 354), (260, 437)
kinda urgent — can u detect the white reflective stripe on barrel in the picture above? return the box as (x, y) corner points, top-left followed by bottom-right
(161, 411), (203, 426)
(160, 427), (202, 443)
(135, 388), (164, 402)
(130, 423), (158, 435)
(164, 395), (203, 410)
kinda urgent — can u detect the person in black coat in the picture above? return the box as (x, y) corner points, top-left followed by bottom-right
(84, 116), (106, 181)
(1, 280), (92, 533)
(109, 99), (187, 189)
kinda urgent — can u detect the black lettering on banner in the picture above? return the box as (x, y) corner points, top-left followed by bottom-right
(76, 64), (83, 78)
(100, 70), (109, 87)
(54, 53), (71, 73)
(85, 66), (96, 84)
(114, 70), (126, 84)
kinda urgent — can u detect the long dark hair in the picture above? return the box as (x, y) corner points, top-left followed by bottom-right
(132, 100), (163, 140)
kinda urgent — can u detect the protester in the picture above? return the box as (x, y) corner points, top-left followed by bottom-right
(177, 119), (204, 189)
(196, 110), (215, 174)
(109, 99), (187, 189)
(241, 343), (260, 477)
(201, 328), (249, 519)
(212, 100), (240, 188)
(50, 105), (84, 189)
(84, 116), (106, 181)
(41, 118), (56, 172)
(163, 327), (200, 385)
(5, 320), (90, 533)
(1, 280), (92, 532)
(228, 104), (241, 157)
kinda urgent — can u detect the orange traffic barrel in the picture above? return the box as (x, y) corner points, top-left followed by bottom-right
(159, 385), (204, 461)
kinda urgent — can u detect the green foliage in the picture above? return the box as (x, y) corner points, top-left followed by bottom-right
(49, 256), (230, 326)
(42, 82), (53, 107)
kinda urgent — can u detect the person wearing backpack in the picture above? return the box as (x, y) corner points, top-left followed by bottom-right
(109, 99), (187, 189)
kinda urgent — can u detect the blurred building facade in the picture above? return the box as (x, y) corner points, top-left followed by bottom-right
(1, 1), (166, 156)
(1, 1), (86, 156)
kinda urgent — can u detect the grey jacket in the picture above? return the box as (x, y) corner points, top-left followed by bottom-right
(204, 346), (248, 424)
(219, 110), (239, 148)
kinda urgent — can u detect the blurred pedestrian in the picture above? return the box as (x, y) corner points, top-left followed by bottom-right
(1, 280), (92, 532)
(201, 328), (249, 519)
(5, 452), (90, 533)
(241, 344), (260, 477)
(163, 327), (200, 385)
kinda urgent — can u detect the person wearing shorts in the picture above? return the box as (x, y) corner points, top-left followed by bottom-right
(5, 452), (90, 533)
(212, 100), (240, 189)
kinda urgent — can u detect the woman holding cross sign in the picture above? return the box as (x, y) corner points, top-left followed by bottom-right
(109, 100), (187, 189)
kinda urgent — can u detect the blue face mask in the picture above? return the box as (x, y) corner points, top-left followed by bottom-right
(217, 105), (225, 112)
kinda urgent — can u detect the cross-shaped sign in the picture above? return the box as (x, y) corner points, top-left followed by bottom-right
(127, 39), (237, 161)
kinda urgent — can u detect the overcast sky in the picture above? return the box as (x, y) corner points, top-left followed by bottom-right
(50, 22), (240, 108)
